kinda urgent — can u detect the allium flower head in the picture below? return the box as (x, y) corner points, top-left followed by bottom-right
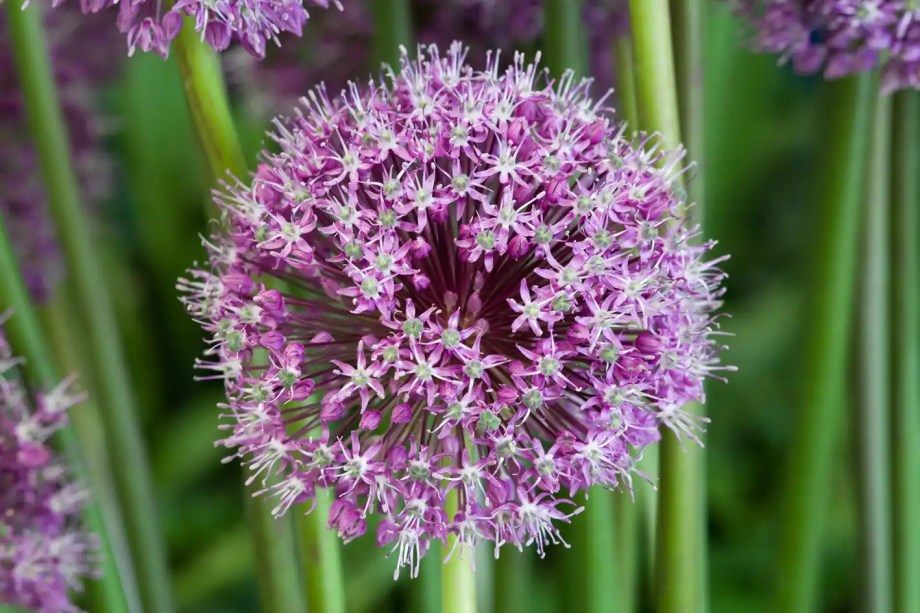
(58, 0), (343, 58)
(734, 0), (920, 92)
(1, 4), (117, 301)
(182, 44), (727, 577)
(0, 323), (98, 612)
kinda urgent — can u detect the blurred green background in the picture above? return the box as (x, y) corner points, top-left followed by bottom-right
(80, 3), (860, 611)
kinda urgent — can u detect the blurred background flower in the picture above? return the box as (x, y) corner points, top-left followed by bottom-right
(0, 324), (99, 612)
(732, 0), (920, 92)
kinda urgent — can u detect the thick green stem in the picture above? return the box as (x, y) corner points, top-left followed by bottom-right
(670, 0), (705, 221)
(656, 425), (703, 613)
(773, 73), (877, 613)
(628, 2), (704, 612)
(586, 489), (620, 613)
(613, 31), (645, 611)
(890, 90), (920, 613)
(493, 552), (529, 613)
(174, 32), (348, 611)
(43, 298), (143, 613)
(855, 95), (893, 613)
(243, 479), (305, 613)
(669, 1), (708, 610)
(544, 0), (586, 77)
(614, 492), (638, 613)
(443, 490), (477, 613)
(299, 488), (346, 613)
(5, 3), (173, 611)
(416, 543), (444, 613)
(628, 0), (681, 148)
(173, 23), (247, 178)
(369, 0), (412, 67)
(0, 218), (131, 611)
(614, 36), (639, 129)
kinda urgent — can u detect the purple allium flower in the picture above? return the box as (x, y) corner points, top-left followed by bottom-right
(227, 0), (629, 117)
(733, 0), (920, 92)
(55, 0), (342, 58)
(0, 323), (99, 612)
(0, 4), (117, 302)
(181, 44), (727, 578)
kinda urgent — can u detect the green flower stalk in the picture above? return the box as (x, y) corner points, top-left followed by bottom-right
(890, 90), (920, 613)
(773, 73), (877, 613)
(299, 475), (346, 613)
(173, 21), (248, 180)
(670, 0), (708, 609)
(628, 1), (707, 611)
(855, 95), (893, 613)
(544, 0), (586, 77)
(4, 3), (173, 611)
(370, 0), (412, 67)
(172, 22), (346, 613)
(443, 490), (477, 613)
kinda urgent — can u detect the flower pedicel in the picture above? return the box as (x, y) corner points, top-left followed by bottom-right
(180, 43), (728, 578)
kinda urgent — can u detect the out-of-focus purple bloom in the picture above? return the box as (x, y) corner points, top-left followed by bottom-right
(0, 4), (117, 302)
(733, 0), (920, 93)
(181, 44), (728, 578)
(0, 322), (99, 612)
(54, 0), (342, 58)
(227, 0), (630, 117)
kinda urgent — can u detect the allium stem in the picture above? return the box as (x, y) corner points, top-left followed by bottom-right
(44, 297), (144, 613)
(628, 0), (681, 149)
(890, 90), (920, 613)
(5, 3), (173, 611)
(300, 488), (346, 613)
(493, 551), (529, 613)
(614, 36), (639, 129)
(547, 3), (618, 607)
(418, 544), (444, 613)
(0, 210), (131, 611)
(442, 489), (476, 613)
(614, 30), (644, 612)
(173, 25), (337, 613)
(656, 426), (703, 612)
(614, 493), (638, 613)
(669, 0), (708, 609)
(173, 21), (247, 178)
(586, 489), (620, 613)
(544, 0), (586, 77)
(243, 478), (306, 613)
(855, 94), (893, 613)
(369, 0), (412, 67)
(670, 0), (705, 223)
(774, 73), (877, 613)
(628, 1), (705, 612)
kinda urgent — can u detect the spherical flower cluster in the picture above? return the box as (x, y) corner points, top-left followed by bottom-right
(0, 324), (98, 612)
(181, 44), (727, 577)
(0, 4), (117, 301)
(57, 0), (342, 58)
(228, 0), (629, 117)
(733, 0), (920, 92)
